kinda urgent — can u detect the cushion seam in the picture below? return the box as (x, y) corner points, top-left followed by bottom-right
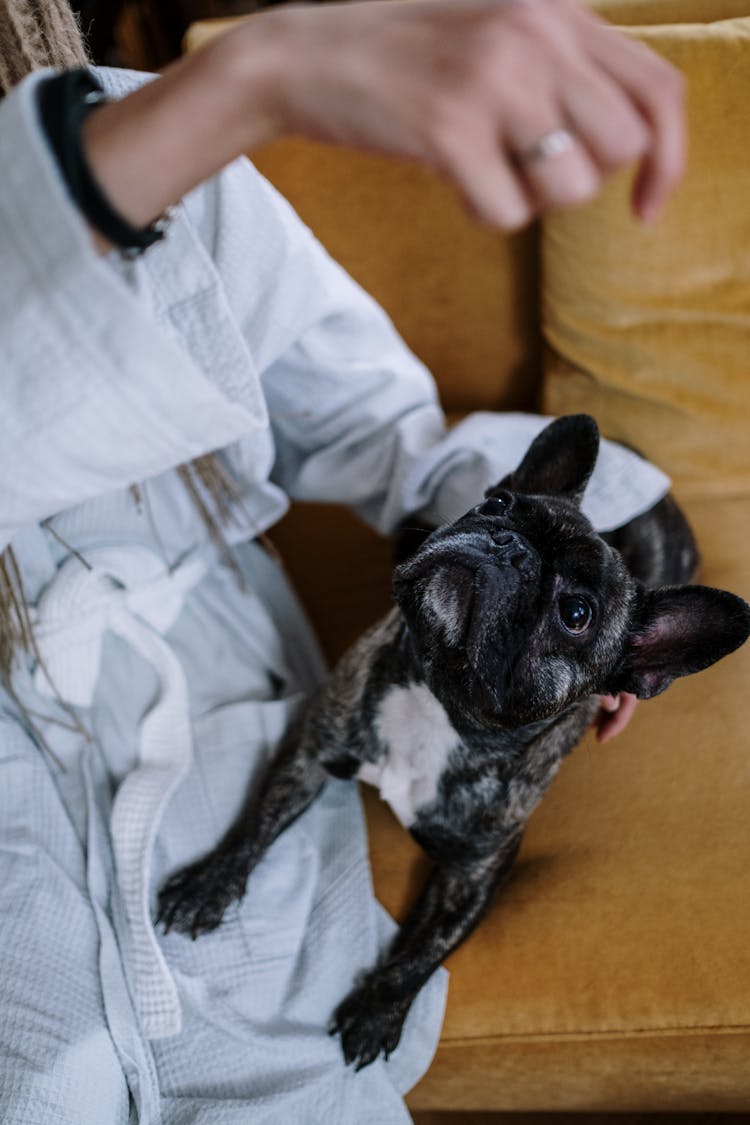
(438, 1022), (750, 1046)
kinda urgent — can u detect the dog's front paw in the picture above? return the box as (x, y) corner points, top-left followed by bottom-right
(330, 984), (410, 1070)
(156, 851), (248, 939)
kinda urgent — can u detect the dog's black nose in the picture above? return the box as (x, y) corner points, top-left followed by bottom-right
(490, 529), (529, 567)
(492, 529), (519, 548)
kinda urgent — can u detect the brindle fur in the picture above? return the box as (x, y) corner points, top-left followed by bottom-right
(158, 416), (749, 1070)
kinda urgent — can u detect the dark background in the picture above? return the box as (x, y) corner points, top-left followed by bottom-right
(73, 0), (295, 70)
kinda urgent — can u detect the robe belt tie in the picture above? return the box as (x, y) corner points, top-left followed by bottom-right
(30, 545), (209, 1039)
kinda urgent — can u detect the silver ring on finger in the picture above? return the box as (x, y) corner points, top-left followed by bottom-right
(518, 128), (576, 165)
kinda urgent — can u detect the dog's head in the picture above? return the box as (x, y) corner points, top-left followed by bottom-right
(394, 415), (750, 729)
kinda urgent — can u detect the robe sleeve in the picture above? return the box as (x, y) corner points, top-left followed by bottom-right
(0, 70), (264, 554)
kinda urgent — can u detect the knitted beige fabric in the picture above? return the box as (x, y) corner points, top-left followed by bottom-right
(0, 0), (87, 94)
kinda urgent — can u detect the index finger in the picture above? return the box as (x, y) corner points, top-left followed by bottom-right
(579, 18), (687, 221)
(595, 691), (639, 744)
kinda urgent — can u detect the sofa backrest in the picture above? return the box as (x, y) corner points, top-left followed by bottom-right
(185, 1), (747, 418)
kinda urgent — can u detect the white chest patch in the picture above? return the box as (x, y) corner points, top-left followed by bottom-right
(357, 682), (460, 828)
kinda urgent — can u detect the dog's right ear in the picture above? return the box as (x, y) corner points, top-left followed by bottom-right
(486, 414), (600, 506)
(608, 585), (750, 699)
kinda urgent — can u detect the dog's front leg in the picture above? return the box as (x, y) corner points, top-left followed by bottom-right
(332, 833), (522, 1069)
(157, 733), (327, 939)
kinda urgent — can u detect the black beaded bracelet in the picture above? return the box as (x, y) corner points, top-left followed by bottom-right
(36, 69), (170, 257)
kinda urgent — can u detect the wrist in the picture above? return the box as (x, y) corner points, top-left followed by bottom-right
(37, 70), (173, 258)
(213, 13), (293, 149)
(219, 7), (356, 145)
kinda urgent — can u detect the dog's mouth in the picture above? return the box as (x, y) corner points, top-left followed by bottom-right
(395, 535), (541, 712)
(398, 540), (539, 648)
(464, 558), (519, 645)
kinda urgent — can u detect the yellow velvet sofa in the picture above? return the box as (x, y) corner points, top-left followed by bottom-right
(187, 2), (750, 1112)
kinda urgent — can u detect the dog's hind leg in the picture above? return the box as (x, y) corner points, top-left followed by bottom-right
(603, 493), (699, 587)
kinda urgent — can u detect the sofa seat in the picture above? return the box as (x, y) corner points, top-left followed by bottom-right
(269, 489), (750, 1112)
(186, 7), (750, 1110)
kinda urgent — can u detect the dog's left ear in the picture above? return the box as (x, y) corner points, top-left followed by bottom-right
(487, 414), (600, 505)
(609, 585), (750, 700)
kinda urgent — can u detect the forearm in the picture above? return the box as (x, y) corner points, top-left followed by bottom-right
(81, 22), (284, 249)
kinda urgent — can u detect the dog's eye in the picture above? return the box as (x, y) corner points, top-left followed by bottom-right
(558, 595), (593, 636)
(480, 492), (511, 517)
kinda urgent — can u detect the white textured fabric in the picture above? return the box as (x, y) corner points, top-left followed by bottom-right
(0, 64), (671, 1125)
(0, 68), (670, 554)
(412, 411), (670, 532)
(33, 546), (211, 1038)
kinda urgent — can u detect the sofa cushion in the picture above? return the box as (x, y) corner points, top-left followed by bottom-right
(592, 0), (750, 23)
(364, 494), (750, 1111)
(542, 15), (750, 499)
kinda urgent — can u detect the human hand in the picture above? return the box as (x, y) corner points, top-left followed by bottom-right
(242, 0), (686, 228)
(594, 691), (638, 743)
(82, 0), (686, 250)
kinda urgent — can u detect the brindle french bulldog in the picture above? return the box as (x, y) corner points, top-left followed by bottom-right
(158, 414), (750, 1070)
